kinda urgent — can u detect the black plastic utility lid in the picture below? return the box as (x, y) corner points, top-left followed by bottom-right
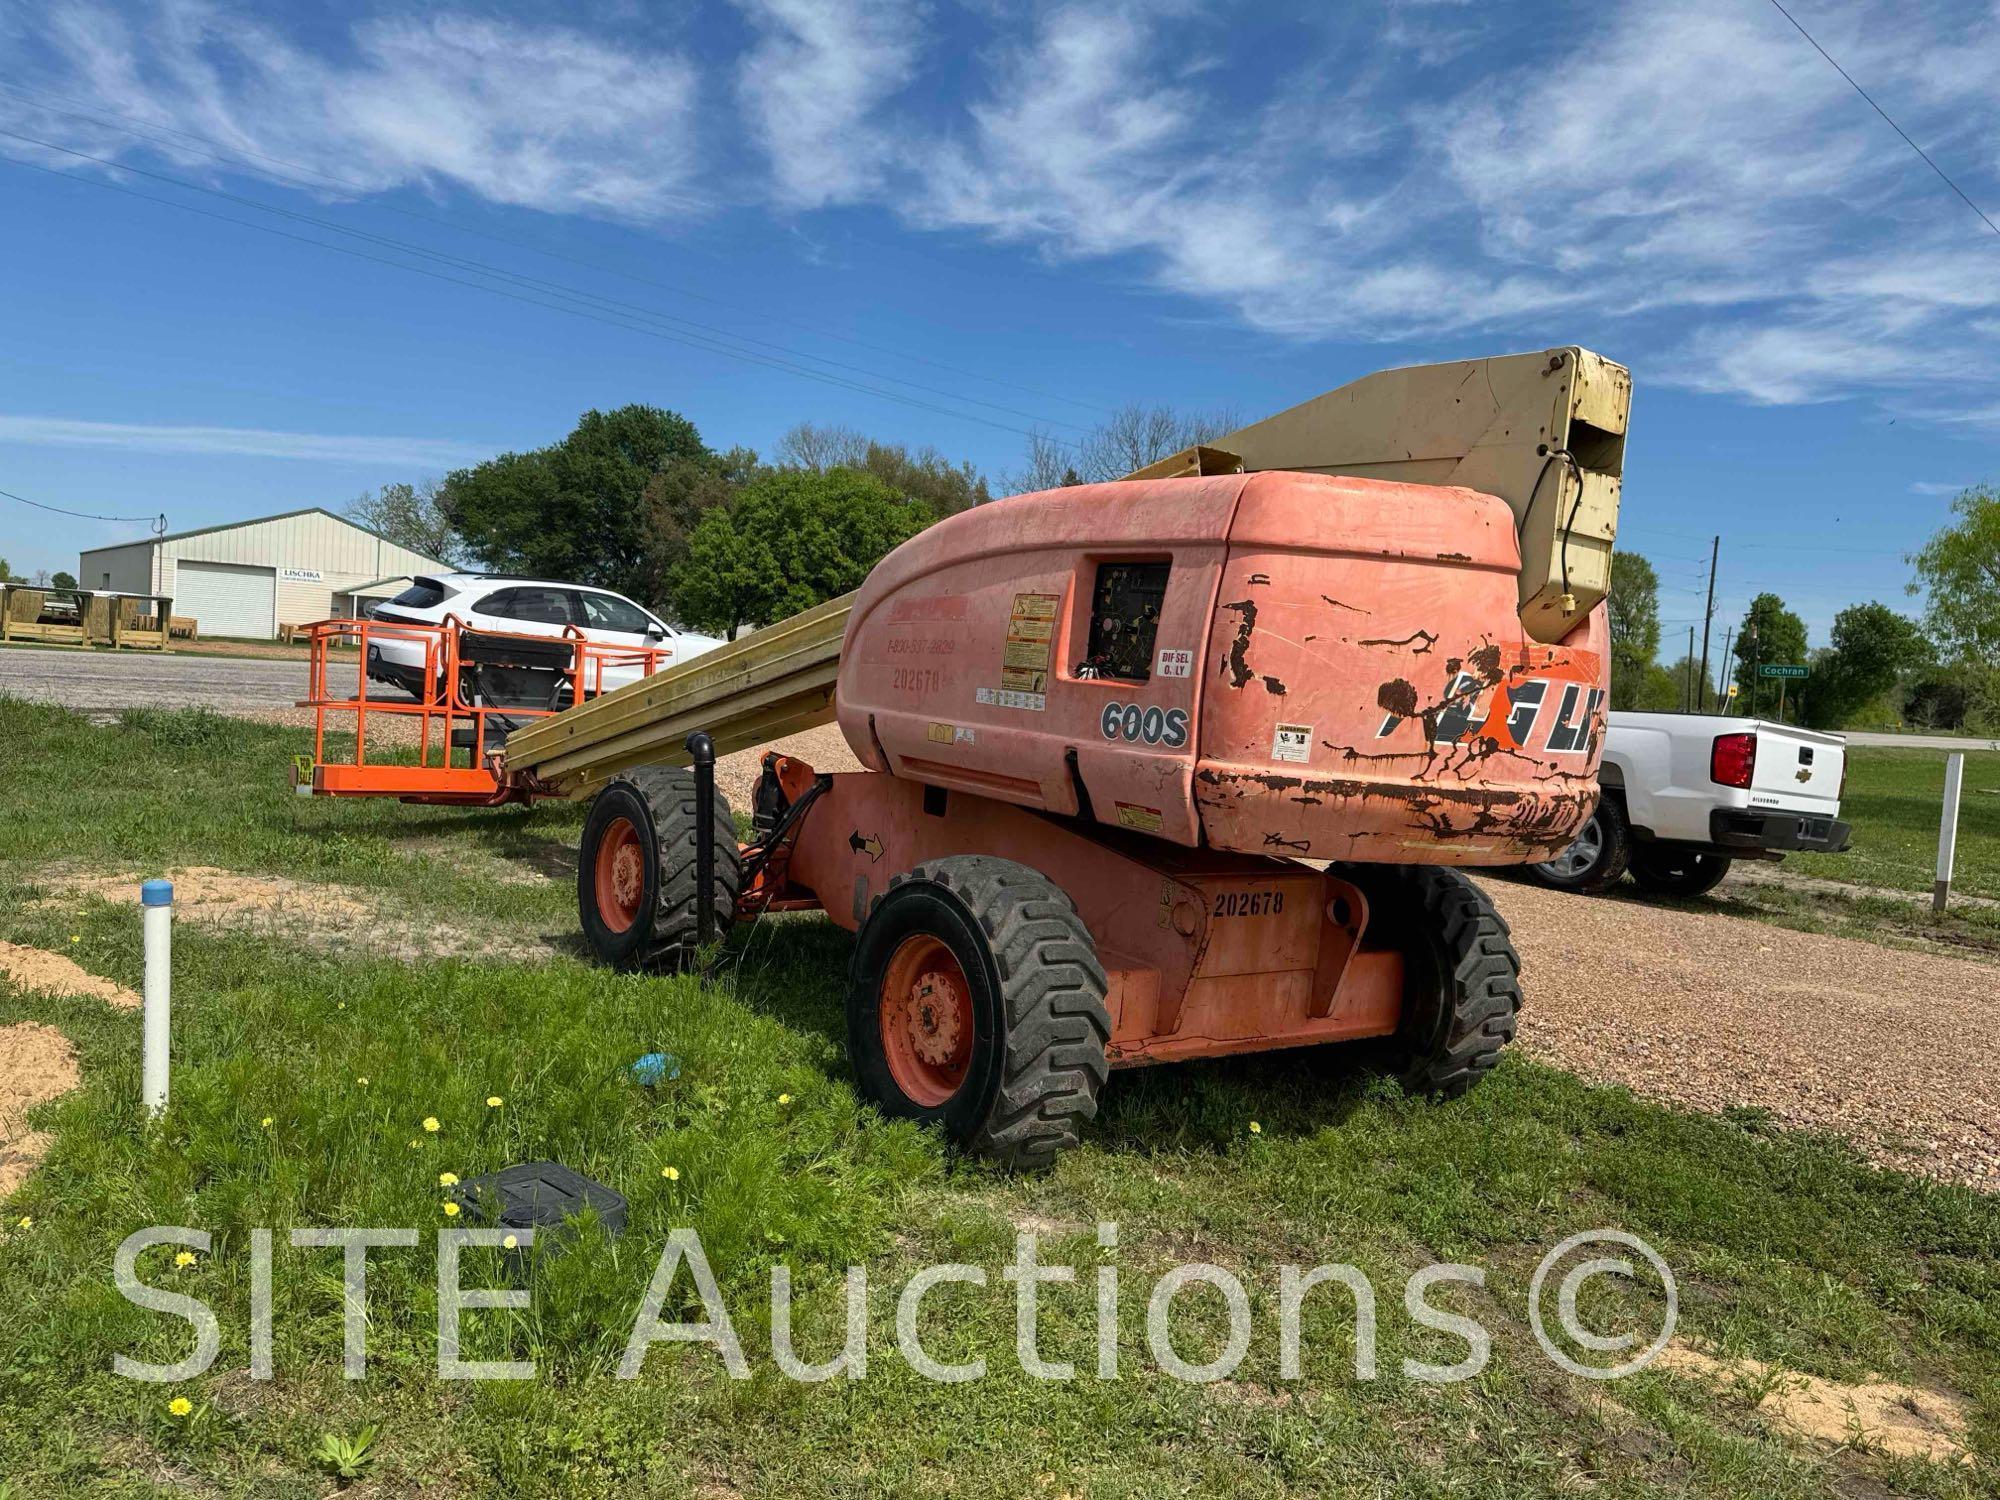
(450, 1160), (628, 1240)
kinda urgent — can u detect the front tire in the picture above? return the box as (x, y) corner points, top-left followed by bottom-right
(1629, 847), (1732, 897)
(847, 856), (1111, 1170)
(1525, 796), (1630, 894)
(578, 767), (739, 971)
(1365, 867), (1521, 1097)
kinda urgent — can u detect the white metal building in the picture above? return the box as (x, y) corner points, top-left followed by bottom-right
(79, 508), (449, 639)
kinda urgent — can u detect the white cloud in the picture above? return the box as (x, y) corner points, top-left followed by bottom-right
(887, 0), (2000, 419)
(0, 415), (487, 466)
(733, 0), (921, 208)
(1909, 481), (1976, 495)
(6, 2), (705, 220)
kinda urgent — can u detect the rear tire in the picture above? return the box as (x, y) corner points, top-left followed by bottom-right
(1525, 795), (1630, 894)
(1366, 867), (1521, 1097)
(578, 766), (739, 971)
(1629, 847), (1732, 898)
(848, 855), (1111, 1170)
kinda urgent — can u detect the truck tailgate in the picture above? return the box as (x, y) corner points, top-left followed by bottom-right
(1748, 722), (1845, 813)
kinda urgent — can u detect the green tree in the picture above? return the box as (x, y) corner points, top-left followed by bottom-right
(1801, 602), (1931, 729)
(1731, 593), (1809, 716)
(441, 405), (709, 602)
(51, 570), (77, 590)
(1909, 484), (2000, 664)
(0, 558), (12, 582)
(671, 469), (934, 636)
(637, 446), (760, 611)
(1660, 654), (1705, 712)
(778, 424), (989, 513)
(1606, 552), (1662, 709)
(345, 479), (466, 566)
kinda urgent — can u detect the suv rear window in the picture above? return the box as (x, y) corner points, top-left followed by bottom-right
(480, 587), (575, 626)
(390, 580), (453, 609)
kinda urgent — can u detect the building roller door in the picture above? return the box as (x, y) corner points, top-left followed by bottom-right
(177, 561), (276, 638)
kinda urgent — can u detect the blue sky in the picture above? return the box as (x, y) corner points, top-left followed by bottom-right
(2, 0), (1996, 657)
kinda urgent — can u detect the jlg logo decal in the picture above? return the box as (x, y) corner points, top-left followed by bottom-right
(1377, 675), (1603, 753)
(1100, 702), (1191, 749)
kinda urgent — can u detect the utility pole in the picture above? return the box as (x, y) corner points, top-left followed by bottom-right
(1746, 618), (1761, 718)
(1696, 535), (1719, 712)
(1717, 626), (1735, 712)
(1684, 626), (1696, 711)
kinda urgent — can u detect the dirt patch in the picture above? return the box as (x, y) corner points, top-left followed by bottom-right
(1482, 878), (2000, 1192)
(0, 940), (139, 1008)
(1656, 1342), (1973, 1465)
(34, 867), (559, 964)
(388, 835), (556, 887)
(0, 1022), (81, 1197)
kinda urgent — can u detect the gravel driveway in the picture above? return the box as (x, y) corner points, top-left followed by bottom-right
(1485, 877), (1997, 1190)
(0, 644), (307, 713)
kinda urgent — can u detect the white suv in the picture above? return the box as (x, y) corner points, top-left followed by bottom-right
(363, 574), (723, 700)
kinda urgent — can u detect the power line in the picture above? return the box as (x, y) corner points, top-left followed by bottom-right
(0, 484), (161, 526)
(0, 125), (1087, 439)
(0, 76), (1113, 418)
(1765, 0), (2000, 240)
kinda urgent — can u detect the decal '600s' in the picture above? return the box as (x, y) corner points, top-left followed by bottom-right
(1099, 701), (1191, 748)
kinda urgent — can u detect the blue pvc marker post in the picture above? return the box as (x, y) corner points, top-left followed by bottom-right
(141, 879), (173, 1118)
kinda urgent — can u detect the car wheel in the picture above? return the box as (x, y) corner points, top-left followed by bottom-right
(1629, 847), (1732, 898)
(1524, 796), (1631, 894)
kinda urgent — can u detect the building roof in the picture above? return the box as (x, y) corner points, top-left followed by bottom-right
(79, 506), (449, 565)
(338, 575), (419, 595)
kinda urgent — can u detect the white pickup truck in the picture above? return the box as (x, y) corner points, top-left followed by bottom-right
(1528, 712), (1851, 896)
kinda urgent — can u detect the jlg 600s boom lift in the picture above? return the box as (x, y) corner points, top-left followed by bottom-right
(301, 347), (1629, 1166)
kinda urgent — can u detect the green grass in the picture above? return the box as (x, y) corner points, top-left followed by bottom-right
(1814, 749), (2000, 901)
(2, 698), (1998, 1497)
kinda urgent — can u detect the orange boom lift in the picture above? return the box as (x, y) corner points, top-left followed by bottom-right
(298, 347), (1629, 1166)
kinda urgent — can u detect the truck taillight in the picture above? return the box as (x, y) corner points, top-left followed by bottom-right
(1710, 732), (1757, 789)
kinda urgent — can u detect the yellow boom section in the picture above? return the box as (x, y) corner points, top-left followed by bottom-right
(503, 590), (851, 797)
(1210, 346), (1629, 643)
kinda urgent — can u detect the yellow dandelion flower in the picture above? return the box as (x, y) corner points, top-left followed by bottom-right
(1248, 1121), (1262, 1135)
(174, 1250), (196, 1268)
(168, 1397), (192, 1417)
(69, 934), (80, 944)
(17, 1215), (33, 1229)
(502, 1233), (518, 1250)
(486, 1096), (503, 1108)
(777, 1093), (793, 1105)
(441, 1201), (461, 1217)
(356, 1076), (369, 1087)
(422, 1116), (440, 1133)
(260, 1116), (274, 1128)
(409, 1139), (422, 1149)
(439, 1171), (459, 1187)
(661, 1165), (680, 1181)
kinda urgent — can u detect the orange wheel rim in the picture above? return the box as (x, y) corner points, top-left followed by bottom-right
(879, 933), (974, 1107)
(594, 816), (645, 934)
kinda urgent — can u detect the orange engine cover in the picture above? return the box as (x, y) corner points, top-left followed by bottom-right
(837, 471), (1606, 864)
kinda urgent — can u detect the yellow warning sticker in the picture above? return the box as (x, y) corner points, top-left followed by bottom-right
(1116, 802), (1165, 833)
(999, 665), (1049, 693)
(1010, 592), (1060, 621)
(1004, 637), (1052, 670)
(926, 721), (955, 744)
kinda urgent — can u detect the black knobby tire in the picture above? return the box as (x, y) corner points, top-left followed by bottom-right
(1370, 866), (1521, 1097)
(577, 765), (740, 971)
(848, 855), (1111, 1170)
(1628, 847), (1732, 898)
(1525, 794), (1631, 894)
